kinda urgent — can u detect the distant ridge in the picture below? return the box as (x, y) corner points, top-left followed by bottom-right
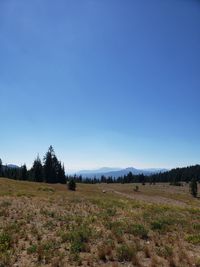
(7, 164), (20, 169)
(75, 167), (168, 178)
(76, 167), (122, 174)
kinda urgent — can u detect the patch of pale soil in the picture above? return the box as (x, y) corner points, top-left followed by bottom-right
(110, 190), (189, 208)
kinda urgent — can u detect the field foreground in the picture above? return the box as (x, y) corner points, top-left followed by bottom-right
(0, 178), (200, 267)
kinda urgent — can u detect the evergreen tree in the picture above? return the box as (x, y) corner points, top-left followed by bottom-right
(56, 162), (66, 184)
(140, 174), (146, 185)
(21, 164), (28, 180)
(43, 146), (56, 183)
(68, 179), (76, 191)
(0, 158), (2, 177)
(190, 177), (198, 198)
(43, 146), (66, 184)
(31, 155), (43, 182)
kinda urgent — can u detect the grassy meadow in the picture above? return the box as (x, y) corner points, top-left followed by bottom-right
(0, 178), (200, 266)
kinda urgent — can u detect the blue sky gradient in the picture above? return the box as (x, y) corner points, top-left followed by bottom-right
(0, 0), (200, 171)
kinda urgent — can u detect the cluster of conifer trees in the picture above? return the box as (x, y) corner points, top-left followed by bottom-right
(68, 166), (200, 185)
(0, 148), (200, 186)
(0, 146), (66, 184)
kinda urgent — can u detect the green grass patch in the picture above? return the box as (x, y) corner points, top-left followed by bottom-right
(0, 232), (12, 252)
(116, 244), (136, 262)
(186, 234), (200, 245)
(27, 244), (37, 254)
(127, 223), (148, 239)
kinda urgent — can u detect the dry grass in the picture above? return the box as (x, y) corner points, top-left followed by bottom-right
(0, 178), (200, 266)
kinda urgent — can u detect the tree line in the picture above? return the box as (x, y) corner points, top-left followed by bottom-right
(67, 165), (200, 185)
(0, 146), (66, 184)
(0, 149), (200, 187)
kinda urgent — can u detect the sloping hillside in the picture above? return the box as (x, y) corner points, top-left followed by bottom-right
(0, 178), (199, 266)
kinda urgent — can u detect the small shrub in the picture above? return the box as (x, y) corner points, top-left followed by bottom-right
(106, 208), (117, 216)
(116, 244), (136, 262)
(151, 221), (165, 231)
(68, 179), (76, 191)
(0, 232), (12, 252)
(190, 178), (198, 197)
(40, 209), (55, 218)
(151, 218), (173, 232)
(0, 201), (11, 208)
(70, 240), (86, 253)
(97, 245), (107, 261)
(128, 224), (148, 239)
(43, 221), (54, 230)
(0, 251), (12, 266)
(193, 224), (200, 231)
(67, 224), (92, 254)
(156, 245), (173, 258)
(0, 209), (9, 217)
(37, 240), (58, 263)
(27, 244), (37, 254)
(186, 234), (200, 245)
(97, 240), (114, 261)
(108, 221), (125, 239)
(60, 231), (70, 243)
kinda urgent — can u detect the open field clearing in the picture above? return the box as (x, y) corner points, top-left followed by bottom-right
(0, 178), (200, 267)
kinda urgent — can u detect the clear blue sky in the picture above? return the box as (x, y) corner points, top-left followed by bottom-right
(0, 0), (200, 171)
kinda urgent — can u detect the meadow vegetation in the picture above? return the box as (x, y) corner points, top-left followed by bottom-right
(0, 178), (199, 266)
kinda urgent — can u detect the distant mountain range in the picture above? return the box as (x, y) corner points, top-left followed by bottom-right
(7, 164), (20, 169)
(1, 164), (20, 170)
(75, 167), (168, 178)
(4, 164), (168, 178)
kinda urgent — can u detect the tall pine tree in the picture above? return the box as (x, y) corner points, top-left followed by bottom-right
(0, 159), (2, 177)
(21, 164), (28, 180)
(190, 177), (198, 198)
(31, 155), (43, 182)
(43, 146), (66, 184)
(43, 146), (55, 183)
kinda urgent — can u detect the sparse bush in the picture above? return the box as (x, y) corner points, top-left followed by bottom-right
(193, 224), (200, 231)
(106, 207), (116, 216)
(151, 220), (164, 231)
(0, 201), (11, 208)
(40, 208), (56, 218)
(0, 232), (12, 252)
(67, 224), (92, 254)
(70, 239), (87, 253)
(0, 251), (12, 266)
(186, 234), (200, 245)
(37, 240), (59, 263)
(151, 217), (174, 233)
(97, 245), (107, 261)
(27, 244), (37, 254)
(97, 239), (114, 261)
(117, 244), (136, 262)
(156, 245), (173, 258)
(128, 224), (148, 239)
(108, 221), (125, 239)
